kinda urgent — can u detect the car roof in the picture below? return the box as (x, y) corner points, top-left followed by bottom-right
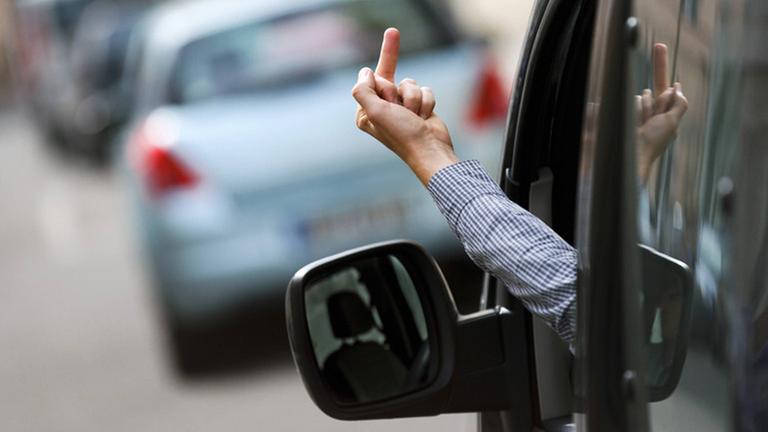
(144, 0), (353, 52)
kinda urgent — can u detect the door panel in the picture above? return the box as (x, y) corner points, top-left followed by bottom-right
(529, 169), (575, 420)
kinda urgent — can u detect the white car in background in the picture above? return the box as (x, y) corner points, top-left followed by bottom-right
(121, 0), (508, 374)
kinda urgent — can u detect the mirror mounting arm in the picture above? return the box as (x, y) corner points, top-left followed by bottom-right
(445, 306), (532, 413)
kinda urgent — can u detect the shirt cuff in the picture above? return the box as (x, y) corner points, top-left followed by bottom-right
(426, 159), (506, 227)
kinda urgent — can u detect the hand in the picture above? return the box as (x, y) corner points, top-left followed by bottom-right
(352, 28), (458, 186)
(635, 43), (689, 184)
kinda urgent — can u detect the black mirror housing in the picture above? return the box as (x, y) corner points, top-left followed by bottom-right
(286, 240), (529, 420)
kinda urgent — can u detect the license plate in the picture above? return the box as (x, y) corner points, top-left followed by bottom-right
(299, 201), (406, 248)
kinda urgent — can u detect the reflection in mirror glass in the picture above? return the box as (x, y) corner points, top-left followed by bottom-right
(304, 254), (431, 404)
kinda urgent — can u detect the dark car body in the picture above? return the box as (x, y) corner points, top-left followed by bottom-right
(9, 0), (148, 161)
(286, 0), (768, 430)
(67, 0), (149, 160)
(10, 0), (95, 146)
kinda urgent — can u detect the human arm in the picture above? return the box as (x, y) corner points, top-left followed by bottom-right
(427, 160), (577, 345)
(353, 28), (577, 345)
(635, 43), (689, 184)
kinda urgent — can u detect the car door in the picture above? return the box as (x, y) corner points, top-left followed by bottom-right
(620, 0), (768, 430)
(570, 0), (651, 429)
(478, 0), (597, 429)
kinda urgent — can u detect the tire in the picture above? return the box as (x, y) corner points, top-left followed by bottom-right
(164, 317), (210, 379)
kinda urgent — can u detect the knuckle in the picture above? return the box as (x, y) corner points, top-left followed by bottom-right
(384, 87), (398, 100)
(405, 92), (420, 103)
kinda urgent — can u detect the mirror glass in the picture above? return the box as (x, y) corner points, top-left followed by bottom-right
(304, 253), (432, 404)
(638, 245), (692, 399)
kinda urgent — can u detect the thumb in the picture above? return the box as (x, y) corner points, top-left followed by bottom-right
(352, 67), (382, 112)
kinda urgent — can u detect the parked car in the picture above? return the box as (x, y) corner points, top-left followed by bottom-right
(10, 0), (95, 148)
(121, 0), (507, 374)
(67, 0), (151, 161)
(10, 0), (146, 161)
(286, 0), (768, 430)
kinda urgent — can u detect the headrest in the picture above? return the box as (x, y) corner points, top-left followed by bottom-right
(327, 291), (375, 339)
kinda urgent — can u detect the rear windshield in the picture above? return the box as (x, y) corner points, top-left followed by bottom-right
(169, 0), (455, 104)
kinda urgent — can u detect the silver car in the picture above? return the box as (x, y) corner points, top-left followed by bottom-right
(121, 0), (507, 372)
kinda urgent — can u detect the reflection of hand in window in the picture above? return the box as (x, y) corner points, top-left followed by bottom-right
(635, 43), (689, 184)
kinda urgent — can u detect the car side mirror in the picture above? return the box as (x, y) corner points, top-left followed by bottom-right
(286, 240), (527, 420)
(638, 244), (694, 402)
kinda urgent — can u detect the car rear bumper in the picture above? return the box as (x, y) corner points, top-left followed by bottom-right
(144, 175), (463, 323)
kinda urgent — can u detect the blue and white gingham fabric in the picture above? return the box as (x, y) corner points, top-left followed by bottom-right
(427, 159), (577, 346)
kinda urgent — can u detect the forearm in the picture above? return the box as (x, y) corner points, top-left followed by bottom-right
(427, 160), (577, 345)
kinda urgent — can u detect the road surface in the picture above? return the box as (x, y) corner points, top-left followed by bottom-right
(0, 104), (476, 432)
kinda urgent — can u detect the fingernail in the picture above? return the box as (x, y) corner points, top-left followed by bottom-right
(359, 68), (370, 79)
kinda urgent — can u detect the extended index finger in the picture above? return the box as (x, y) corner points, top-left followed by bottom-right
(653, 43), (669, 96)
(375, 28), (400, 83)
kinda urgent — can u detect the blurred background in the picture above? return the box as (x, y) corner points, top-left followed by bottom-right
(0, 0), (532, 430)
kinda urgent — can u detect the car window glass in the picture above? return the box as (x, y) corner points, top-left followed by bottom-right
(170, 0), (452, 104)
(630, 0), (743, 428)
(631, 1), (680, 241)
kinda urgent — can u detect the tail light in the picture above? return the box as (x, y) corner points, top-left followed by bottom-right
(129, 112), (198, 197)
(467, 58), (509, 128)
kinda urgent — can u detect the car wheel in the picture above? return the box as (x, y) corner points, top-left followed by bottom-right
(164, 317), (210, 379)
(159, 295), (291, 379)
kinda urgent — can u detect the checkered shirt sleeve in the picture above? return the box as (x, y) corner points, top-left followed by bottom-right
(427, 159), (577, 346)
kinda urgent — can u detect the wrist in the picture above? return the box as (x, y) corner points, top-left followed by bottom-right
(636, 135), (652, 185)
(636, 152), (654, 185)
(403, 143), (459, 186)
